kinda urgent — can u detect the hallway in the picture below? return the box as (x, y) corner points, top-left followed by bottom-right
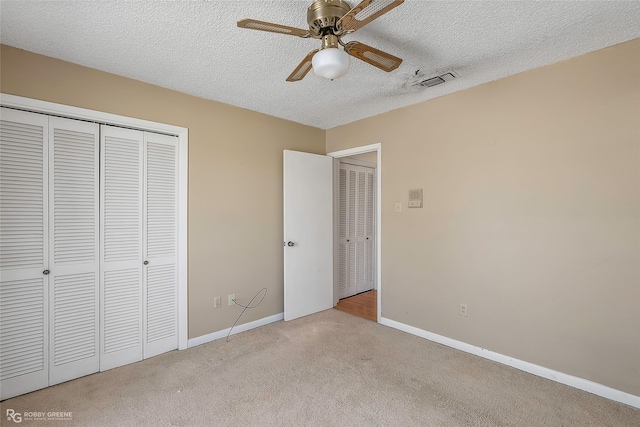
(335, 290), (377, 321)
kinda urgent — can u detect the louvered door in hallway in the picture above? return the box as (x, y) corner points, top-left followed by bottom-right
(337, 162), (375, 299)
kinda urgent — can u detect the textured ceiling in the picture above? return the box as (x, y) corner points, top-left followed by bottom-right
(1, 0), (639, 129)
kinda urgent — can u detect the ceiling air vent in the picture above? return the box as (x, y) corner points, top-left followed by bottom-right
(413, 71), (457, 88)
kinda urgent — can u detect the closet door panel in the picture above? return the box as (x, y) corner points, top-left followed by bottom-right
(143, 132), (178, 358)
(346, 169), (358, 297)
(100, 125), (143, 371)
(0, 108), (49, 399)
(0, 277), (47, 399)
(48, 117), (100, 385)
(355, 170), (367, 293)
(338, 163), (375, 298)
(0, 108), (49, 400)
(338, 168), (349, 299)
(364, 169), (375, 291)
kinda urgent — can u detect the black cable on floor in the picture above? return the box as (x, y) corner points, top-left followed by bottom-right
(226, 287), (268, 342)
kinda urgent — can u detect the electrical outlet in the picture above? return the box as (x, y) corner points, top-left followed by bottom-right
(228, 294), (235, 306)
(459, 304), (468, 317)
(214, 296), (221, 308)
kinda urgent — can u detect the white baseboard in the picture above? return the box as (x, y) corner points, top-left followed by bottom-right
(188, 312), (284, 348)
(380, 317), (640, 409)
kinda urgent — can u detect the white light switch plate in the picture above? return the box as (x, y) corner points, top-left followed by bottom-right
(395, 201), (402, 212)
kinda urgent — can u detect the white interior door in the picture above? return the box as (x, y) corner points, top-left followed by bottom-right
(142, 132), (178, 358)
(338, 167), (356, 298)
(100, 125), (143, 371)
(364, 169), (375, 292)
(100, 127), (178, 369)
(0, 108), (49, 400)
(0, 103), (182, 398)
(338, 163), (376, 299)
(283, 150), (333, 321)
(359, 167), (375, 293)
(48, 116), (100, 385)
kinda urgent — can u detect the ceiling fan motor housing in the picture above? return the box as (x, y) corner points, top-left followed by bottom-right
(307, 0), (352, 37)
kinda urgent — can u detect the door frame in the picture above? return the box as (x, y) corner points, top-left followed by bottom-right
(327, 144), (381, 323)
(1, 93), (189, 350)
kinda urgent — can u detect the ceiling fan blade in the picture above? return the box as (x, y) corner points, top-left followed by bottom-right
(337, 0), (404, 33)
(344, 41), (402, 72)
(286, 50), (319, 82)
(237, 19), (311, 38)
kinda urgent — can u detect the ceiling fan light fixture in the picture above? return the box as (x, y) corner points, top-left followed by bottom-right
(312, 47), (350, 80)
(238, 0), (405, 82)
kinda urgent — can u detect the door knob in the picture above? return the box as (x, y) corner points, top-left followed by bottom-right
(43, 269), (50, 275)
(287, 241), (295, 247)
(143, 260), (149, 265)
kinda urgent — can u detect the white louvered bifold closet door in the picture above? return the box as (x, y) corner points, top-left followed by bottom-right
(347, 169), (357, 296)
(1, 108), (179, 398)
(338, 168), (349, 299)
(337, 163), (375, 299)
(0, 108), (49, 400)
(100, 125), (143, 371)
(143, 132), (178, 358)
(48, 117), (100, 385)
(100, 127), (178, 368)
(363, 169), (375, 292)
(355, 170), (367, 294)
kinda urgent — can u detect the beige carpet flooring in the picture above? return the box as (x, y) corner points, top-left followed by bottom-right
(1, 309), (639, 426)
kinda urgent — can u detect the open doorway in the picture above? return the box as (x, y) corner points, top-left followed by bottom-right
(328, 144), (381, 322)
(335, 289), (377, 321)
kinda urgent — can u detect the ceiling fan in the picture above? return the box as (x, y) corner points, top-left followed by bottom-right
(237, 0), (404, 82)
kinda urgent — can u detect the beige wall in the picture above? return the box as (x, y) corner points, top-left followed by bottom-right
(0, 44), (325, 339)
(327, 39), (640, 396)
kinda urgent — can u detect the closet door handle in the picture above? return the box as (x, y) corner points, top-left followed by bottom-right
(43, 269), (50, 275)
(143, 261), (149, 265)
